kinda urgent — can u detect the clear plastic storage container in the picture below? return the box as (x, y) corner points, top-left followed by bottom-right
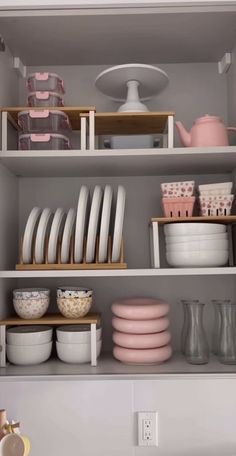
(27, 72), (65, 94)
(28, 91), (64, 107)
(18, 110), (71, 133)
(19, 133), (71, 150)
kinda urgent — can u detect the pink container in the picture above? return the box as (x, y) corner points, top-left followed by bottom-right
(112, 316), (170, 334)
(27, 72), (65, 94)
(112, 298), (169, 320)
(19, 133), (71, 150)
(112, 330), (171, 349)
(28, 91), (64, 107)
(113, 345), (172, 365)
(199, 195), (234, 216)
(18, 110), (71, 133)
(161, 181), (195, 197)
(162, 197), (196, 217)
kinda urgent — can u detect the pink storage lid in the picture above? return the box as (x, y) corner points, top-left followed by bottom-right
(19, 133), (70, 143)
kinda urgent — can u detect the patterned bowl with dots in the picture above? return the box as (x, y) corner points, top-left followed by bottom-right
(56, 287), (93, 318)
(13, 288), (50, 319)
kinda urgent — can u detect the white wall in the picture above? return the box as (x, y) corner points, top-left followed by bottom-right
(1, 378), (236, 456)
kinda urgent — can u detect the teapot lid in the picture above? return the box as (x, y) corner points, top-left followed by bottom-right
(195, 115), (222, 124)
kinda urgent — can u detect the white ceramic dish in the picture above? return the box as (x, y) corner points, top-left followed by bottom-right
(56, 339), (102, 364)
(166, 239), (229, 252)
(111, 185), (126, 262)
(60, 208), (76, 263)
(56, 287), (93, 318)
(22, 207), (42, 264)
(47, 208), (65, 263)
(86, 185), (103, 263)
(74, 186), (89, 263)
(13, 295), (50, 319)
(7, 341), (52, 365)
(7, 325), (53, 346)
(34, 208), (53, 263)
(98, 185), (113, 262)
(165, 232), (228, 243)
(198, 182), (233, 195)
(164, 223), (226, 237)
(57, 324), (102, 344)
(166, 250), (229, 267)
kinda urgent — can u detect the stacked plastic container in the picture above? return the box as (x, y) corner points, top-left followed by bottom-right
(112, 298), (172, 365)
(161, 181), (196, 217)
(18, 72), (71, 150)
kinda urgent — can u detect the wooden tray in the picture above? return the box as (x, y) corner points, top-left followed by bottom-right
(150, 215), (236, 224)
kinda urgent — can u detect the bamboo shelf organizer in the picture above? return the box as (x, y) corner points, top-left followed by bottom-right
(16, 235), (127, 270)
(0, 313), (101, 368)
(149, 215), (236, 269)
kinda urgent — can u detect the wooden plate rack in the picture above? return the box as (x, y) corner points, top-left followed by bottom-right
(16, 235), (127, 270)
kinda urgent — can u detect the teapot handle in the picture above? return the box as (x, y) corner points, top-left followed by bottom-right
(227, 127), (236, 132)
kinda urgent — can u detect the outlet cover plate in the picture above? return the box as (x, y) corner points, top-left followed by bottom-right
(138, 411), (158, 447)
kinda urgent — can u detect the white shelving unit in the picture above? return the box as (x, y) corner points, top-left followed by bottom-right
(0, 2), (236, 380)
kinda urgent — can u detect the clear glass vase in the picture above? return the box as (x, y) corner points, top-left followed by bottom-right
(180, 300), (198, 355)
(211, 299), (231, 355)
(184, 301), (209, 365)
(217, 301), (236, 365)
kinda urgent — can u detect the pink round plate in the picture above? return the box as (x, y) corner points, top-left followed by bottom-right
(113, 345), (172, 365)
(112, 298), (169, 320)
(112, 316), (169, 334)
(112, 330), (171, 349)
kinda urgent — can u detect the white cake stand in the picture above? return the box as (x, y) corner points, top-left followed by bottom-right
(95, 63), (169, 112)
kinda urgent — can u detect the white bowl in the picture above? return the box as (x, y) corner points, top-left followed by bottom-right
(56, 325), (102, 344)
(165, 232), (228, 243)
(56, 339), (102, 364)
(164, 223), (226, 237)
(166, 250), (229, 267)
(166, 239), (229, 252)
(7, 341), (52, 365)
(7, 325), (53, 346)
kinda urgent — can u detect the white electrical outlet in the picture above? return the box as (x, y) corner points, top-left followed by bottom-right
(138, 412), (158, 447)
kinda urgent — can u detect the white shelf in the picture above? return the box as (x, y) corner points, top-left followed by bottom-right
(1, 147), (236, 177)
(1, 353), (236, 381)
(1, 267), (236, 278)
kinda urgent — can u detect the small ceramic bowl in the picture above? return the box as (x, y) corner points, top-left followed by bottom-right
(56, 339), (102, 364)
(56, 324), (102, 343)
(161, 181), (195, 197)
(13, 288), (50, 319)
(56, 287), (93, 318)
(113, 345), (172, 365)
(111, 298), (169, 320)
(7, 325), (53, 346)
(7, 341), (52, 365)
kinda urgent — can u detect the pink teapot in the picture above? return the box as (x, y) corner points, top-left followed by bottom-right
(175, 115), (236, 147)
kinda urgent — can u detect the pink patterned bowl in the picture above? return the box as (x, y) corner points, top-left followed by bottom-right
(113, 345), (172, 365)
(112, 316), (169, 334)
(111, 298), (169, 320)
(112, 330), (171, 349)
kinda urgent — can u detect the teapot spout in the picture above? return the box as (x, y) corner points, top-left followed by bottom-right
(175, 121), (191, 147)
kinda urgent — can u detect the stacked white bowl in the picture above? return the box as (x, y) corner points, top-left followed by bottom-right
(112, 298), (172, 365)
(6, 326), (53, 365)
(198, 182), (234, 216)
(56, 325), (102, 364)
(164, 223), (229, 267)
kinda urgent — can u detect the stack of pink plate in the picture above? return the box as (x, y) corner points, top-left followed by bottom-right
(112, 298), (172, 365)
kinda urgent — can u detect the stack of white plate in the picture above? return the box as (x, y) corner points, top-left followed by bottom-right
(21, 184), (126, 265)
(56, 325), (102, 364)
(164, 223), (229, 267)
(6, 326), (53, 366)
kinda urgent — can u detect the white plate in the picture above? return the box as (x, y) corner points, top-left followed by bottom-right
(111, 185), (126, 262)
(34, 208), (53, 264)
(61, 209), (76, 264)
(74, 186), (89, 263)
(22, 207), (42, 264)
(98, 185), (113, 262)
(86, 185), (103, 263)
(47, 208), (65, 263)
